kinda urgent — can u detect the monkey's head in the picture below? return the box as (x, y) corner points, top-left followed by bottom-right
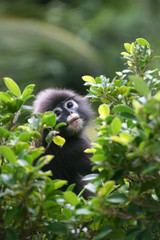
(33, 88), (93, 137)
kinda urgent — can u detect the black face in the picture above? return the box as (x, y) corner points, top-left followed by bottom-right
(53, 98), (84, 136)
(53, 98), (78, 123)
(33, 89), (93, 137)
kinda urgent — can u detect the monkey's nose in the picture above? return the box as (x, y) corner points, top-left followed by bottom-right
(67, 111), (72, 116)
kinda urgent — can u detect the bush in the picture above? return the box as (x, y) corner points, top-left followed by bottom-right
(0, 38), (160, 240)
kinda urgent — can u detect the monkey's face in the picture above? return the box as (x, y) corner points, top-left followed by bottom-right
(33, 88), (93, 137)
(53, 98), (84, 136)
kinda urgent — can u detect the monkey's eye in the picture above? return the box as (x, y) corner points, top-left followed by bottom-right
(53, 107), (62, 117)
(67, 101), (73, 108)
(65, 100), (78, 109)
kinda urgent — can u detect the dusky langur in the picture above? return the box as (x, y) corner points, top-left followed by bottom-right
(33, 88), (96, 198)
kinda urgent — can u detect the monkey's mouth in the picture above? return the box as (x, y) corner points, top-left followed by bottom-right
(67, 116), (82, 129)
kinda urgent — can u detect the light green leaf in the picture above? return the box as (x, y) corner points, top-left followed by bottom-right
(0, 92), (12, 102)
(4, 78), (21, 97)
(0, 146), (17, 164)
(110, 136), (128, 146)
(92, 154), (106, 162)
(82, 75), (95, 83)
(53, 136), (66, 147)
(64, 191), (79, 206)
(132, 100), (142, 110)
(124, 43), (131, 52)
(98, 181), (115, 197)
(130, 42), (135, 55)
(120, 132), (132, 143)
(136, 38), (150, 48)
(22, 84), (35, 100)
(53, 179), (67, 190)
(110, 117), (122, 135)
(84, 148), (96, 153)
(129, 75), (150, 97)
(121, 52), (131, 57)
(155, 91), (160, 101)
(98, 104), (110, 119)
(19, 132), (31, 142)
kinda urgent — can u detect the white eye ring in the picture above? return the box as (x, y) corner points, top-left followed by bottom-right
(64, 100), (78, 109)
(53, 107), (62, 118)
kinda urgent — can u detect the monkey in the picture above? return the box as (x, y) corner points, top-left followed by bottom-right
(33, 88), (96, 199)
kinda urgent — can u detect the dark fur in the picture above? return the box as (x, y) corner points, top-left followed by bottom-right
(33, 88), (95, 198)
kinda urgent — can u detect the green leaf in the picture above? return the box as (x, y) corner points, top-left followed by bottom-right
(63, 208), (72, 219)
(42, 112), (56, 127)
(84, 148), (96, 153)
(130, 42), (135, 55)
(124, 43), (131, 52)
(120, 132), (132, 143)
(110, 136), (128, 146)
(19, 132), (31, 142)
(53, 136), (66, 147)
(46, 180), (67, 194)
(142, 163), (157, 175)
(126, 230), (139, 240)
(155, 91), (160, 101)
(4, 78), (21, 97)
(4, 207), (21, 225)
(136, 38), (150, 48)
(93, 224), (112, 240)
(113, 105), (134, 114)
(98, 104), (110, 119)
(98, 181), (115, 197)
(64, 191), (79, 206)
(82, 174), (98, 181)
(129, 75), (150, 97)
(6, 229), (18, 240)
(22, 84), (35, 100)
(118, 86), (128, 95)
(108, 193), (127, 203)
(55, 122), (66, 130)
(43, 200), (56, 209)
(76, 208), (92, 215)
(110, 117), (122, 135)
(0, 174), (13, 185)
(92, 154), (106, 162)
(47, 222), (67, 234)
(141, 229), (152, 240)
(0, 146), (17, 164)
(0, 127), (10, 139)
(82, 75), (95, 83)
(0, 92), (12, 102)
(121, 52), (131, 57)
(107, 229), (126, 240)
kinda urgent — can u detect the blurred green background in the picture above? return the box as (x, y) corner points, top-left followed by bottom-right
(0, 0), (160, 95)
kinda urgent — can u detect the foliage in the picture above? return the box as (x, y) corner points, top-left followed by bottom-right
(83, 38), (160, 239)
(1, 38), (160, 240)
